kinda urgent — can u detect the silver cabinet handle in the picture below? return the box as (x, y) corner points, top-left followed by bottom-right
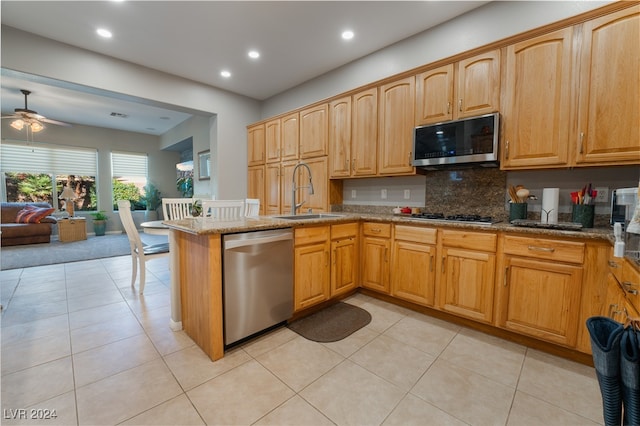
(447, 102), (451, 114)
(579, 132), (584, 155)
(622, 281), (638, 296)
(458, 99), (462, 112)
(527, 246), (555, 253)
(505, 140), (510, 159)
(504, 266), (509, 287)
(608, 260), (620, 268)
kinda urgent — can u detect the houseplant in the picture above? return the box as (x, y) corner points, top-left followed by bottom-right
(89, 210), (108, 236)
(141, 183), (161, 220)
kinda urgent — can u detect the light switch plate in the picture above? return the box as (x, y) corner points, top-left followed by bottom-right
(351, 189), (357, 199)
(404, 189), (410, 199)
(381, 189), (387, 199)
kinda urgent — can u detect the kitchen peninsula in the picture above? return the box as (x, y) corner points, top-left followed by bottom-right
(165, 214), (622, 364)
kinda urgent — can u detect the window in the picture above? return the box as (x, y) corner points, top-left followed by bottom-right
(1, 142), (97, 211)
(111, 151), (148, 210)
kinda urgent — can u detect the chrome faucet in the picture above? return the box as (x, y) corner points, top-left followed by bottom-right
(291, 161), (315, 215)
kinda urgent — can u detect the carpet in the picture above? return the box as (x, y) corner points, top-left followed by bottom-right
(287, 302), (372, 342)
(0, 233), (165, 270)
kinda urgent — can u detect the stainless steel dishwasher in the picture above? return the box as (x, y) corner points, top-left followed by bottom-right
(223, 228), (293, 345)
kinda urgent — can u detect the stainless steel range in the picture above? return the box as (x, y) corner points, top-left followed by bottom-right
(410, 212), (500, 226)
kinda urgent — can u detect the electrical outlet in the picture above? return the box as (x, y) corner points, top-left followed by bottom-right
(381, 189), (387, 199)
(594, 187), (609, 203)
(404, 189), (411, 199)
(351, 189), (356, 199)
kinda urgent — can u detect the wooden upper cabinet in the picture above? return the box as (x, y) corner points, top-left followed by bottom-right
(378, 77), (416, 175)
(574, 5), (640, 166)
(456, 50), (501, 119)
(416, 64), (454, 125)
(501, 27), (574, 169)
(265, 119), (281, 163)
(352, 88), (378, 177)
(247, 124), (265, 166)
(300, 104), (328, 159)
(329, 89), (378, 178)
(329, 96), (351, 178)
(415, 50), (500, 126)
(264, 163), (281, 215)
(281, 112), (299, 162)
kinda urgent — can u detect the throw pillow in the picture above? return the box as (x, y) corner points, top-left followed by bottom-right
(15, 205), (56, 224)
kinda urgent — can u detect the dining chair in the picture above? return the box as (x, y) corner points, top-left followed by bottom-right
(162, 197), (195, 220)
(244, 198), (260, 217)
(201, 199), (245, 220)
(117, 200), (170, 294)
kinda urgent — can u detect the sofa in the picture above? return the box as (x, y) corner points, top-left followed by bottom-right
(1, 202), (57, 246)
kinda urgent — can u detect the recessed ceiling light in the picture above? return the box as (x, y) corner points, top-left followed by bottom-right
(97, 28), (112, 38)
(341, 30), (354, 40)
(220, 70), (231, 78)
(248, 50), (260, 59)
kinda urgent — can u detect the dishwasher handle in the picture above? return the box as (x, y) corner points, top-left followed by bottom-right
(224, 231), (293, 250)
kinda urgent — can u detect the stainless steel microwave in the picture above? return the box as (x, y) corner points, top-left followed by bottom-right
(412, 113), (499, 169)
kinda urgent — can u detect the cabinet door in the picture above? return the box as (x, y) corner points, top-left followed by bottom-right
(501, 256), (582, 346)
(361, 236), (390, 293)
(391, 240), (436, 306)
(280, 161), (298, 215)
(415, 64), (454, 125)
(281, 112), (299, 162)
(331, 232), (358, 297)
(247, 124), (265, 166)
(456, 50), (501, 119)
(378, 77), (416, 175)
(297, 157), (328, 213)
(300, 104), (328, 159)
(352, 88), (378, 177)
(265, 119), (281, 163)
(264, 163), (281, 215)
(247, 165), (265, 215)
(295, 241), (330, 311)
(329, 96), (351, 178)
(502, 27), (574, 169)
(575, 6), (640, 166)
(440, 247), (495, 323)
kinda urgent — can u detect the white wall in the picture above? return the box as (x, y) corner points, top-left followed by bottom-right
(261, 1), (611, 117)
(1, 26), (261, 200)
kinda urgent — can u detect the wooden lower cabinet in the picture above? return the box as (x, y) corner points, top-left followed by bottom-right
(360, 222), (391, 293)
(391, 225), (437, 306)
(294, 226), (330, 311)
(438, 230), (497, 323)
(497, 235), (585, 347)
(330, 223), (359, 297)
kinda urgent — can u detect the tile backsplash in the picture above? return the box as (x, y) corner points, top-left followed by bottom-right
(338, 165), (639, 227)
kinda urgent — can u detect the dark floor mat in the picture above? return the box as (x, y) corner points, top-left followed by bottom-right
(287, 302), (372, 342)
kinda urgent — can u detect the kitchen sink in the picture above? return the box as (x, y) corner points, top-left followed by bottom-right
(273, 214), (344, 220)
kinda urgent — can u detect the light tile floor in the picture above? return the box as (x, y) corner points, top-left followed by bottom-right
(1, 256), (605, 425)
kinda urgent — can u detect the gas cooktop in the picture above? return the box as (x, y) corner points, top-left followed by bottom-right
(410, 213), (500, 226)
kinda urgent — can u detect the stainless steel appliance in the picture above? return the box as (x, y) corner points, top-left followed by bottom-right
(410, 212), (499, 225)
(412, 113), (499, 169)
(611, 187), (638, 227)
(223, 228), (293, 346)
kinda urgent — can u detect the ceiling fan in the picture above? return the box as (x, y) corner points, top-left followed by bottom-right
(2, 89), (71, 132)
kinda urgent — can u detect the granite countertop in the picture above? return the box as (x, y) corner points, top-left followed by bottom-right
(164, 213), (614, 243)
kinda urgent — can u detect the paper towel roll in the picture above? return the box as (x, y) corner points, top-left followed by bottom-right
(542, 188), (559, 224)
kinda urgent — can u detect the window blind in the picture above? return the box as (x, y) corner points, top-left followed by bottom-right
(0, 142), (97, 175)
(111, 151), (148, 178)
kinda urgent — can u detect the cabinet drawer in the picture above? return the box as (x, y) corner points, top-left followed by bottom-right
(503, 235), (585, 264)
(441, 229), (497, 252)
(362, 222), (391, 238)
(394, 225), (437, 245)
(295, 226), (330, 245)
(623, 260), (640, 312)
(332, 222), (358, 240)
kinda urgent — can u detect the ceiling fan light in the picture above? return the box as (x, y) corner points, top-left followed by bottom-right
(10, 119), (25, 131)
(30, 121), (44, 132)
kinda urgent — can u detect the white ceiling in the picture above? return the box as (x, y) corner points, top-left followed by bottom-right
(1, 1), (488, 136)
